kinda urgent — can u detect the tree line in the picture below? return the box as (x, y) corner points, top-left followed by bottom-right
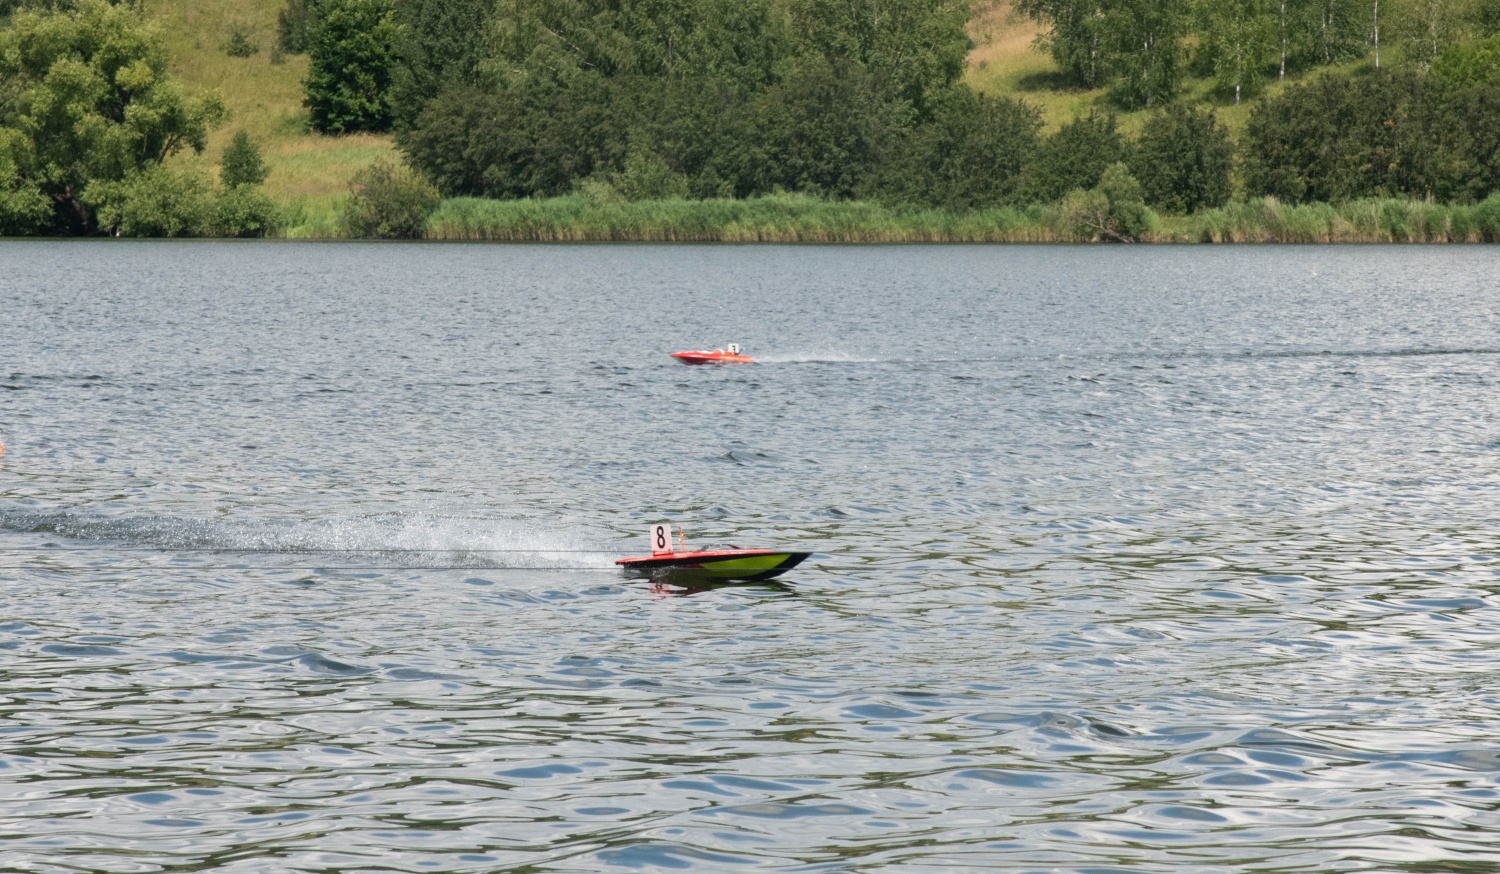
(0, 0), (1497, 238)
(289, 0), (1500, 214)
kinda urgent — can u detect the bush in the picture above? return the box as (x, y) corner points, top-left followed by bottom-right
(1130, 104), (1232, 214)
(88, 165), (215, 237)
(611, 149), (690, 201)
(1476, 193), (1500, 242)
(224, 22), (259, 57)
(220, 131), (269, 188)
(215, 185), (281, 237)
(339, 159), (440, 238)
(1060, 162), (1150, 242)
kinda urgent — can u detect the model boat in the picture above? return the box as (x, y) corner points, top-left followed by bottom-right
(618, 525), (810, 581)
(671, 343), (755, 365)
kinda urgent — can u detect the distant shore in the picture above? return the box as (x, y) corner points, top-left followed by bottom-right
(353, 193), (1500, 244)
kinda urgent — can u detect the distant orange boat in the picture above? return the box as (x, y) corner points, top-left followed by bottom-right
(671, 343), (755, 365)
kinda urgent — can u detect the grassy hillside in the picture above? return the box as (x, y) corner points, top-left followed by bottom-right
(148, 0), (395, 218)
(963, 1), (1374, 137)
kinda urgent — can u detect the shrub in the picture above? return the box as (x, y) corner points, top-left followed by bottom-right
(220, 131), (269, 188)
(88, 165), (215, 237)
(1476, 193), (1500, 242)
(612, 149), (690, 201)
(1060, 162), (1150, 242)
(224, 22), (258, 57)
(339, 159), (440, 238)
(215, 185), (281, 237)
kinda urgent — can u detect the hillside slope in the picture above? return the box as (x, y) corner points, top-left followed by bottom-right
(149, 0), (394, 210)
(963, 1), (1371, 136)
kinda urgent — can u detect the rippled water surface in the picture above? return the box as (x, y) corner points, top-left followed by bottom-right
(4, 241), (1500, 872)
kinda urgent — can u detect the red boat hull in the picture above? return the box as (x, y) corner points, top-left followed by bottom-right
(671, 350), (756, 365)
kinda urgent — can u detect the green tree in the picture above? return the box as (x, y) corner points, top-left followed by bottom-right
(1298, 0), (1366, 66)
(874, 85), (1042, 209)
(1196, 0), (1275, 103)
(1392, 0), (1470, 68)
(1018, 111), (1127, 203)
(1014, 0), (1108, 87)
(389, 0), (494, 129)
(0, 0), (224, 234)
(220, 130), (269, 187)
(1104, 0), (1184, 108)
(1241, 70), (1464, 202)
(304, 0), (399, 133)
(746, 56), (902, 199)
(785, 0), (971, 117)
(1130, 104), (1232, 213)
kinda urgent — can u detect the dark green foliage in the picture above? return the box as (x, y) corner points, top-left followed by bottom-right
(1059, 161), (1150, 241)
(340, 158), (441, 238)
(389, 0), (494, 130)
(277, 0), (318, 54)
(1019, 111), (1126, 204)
(0, 0), (225, 234)
(785, 0), (970, 117)
(220, 131), (269, 188)
(875, 86), (1041, 210)
(304, 0), (398, 133)
(399, 75), (625, 199)
(745, 57), (902, 200)
(1130, 104), (1232, 213)
(1477, 0), (1500, 34)
(1240, 70), (1498, 203)
(224, 22), (259, 57)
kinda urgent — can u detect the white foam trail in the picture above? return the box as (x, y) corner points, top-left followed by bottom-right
(754, 351), (880, 364)
(0, 509), (616, 569)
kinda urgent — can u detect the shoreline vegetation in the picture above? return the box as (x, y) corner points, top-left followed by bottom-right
(369, 193), (1500, 244)
(4, 1), (1499, 244)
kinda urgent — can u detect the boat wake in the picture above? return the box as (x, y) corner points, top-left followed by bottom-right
(753, 351), (880, 364)
(0, 509), (616, 569)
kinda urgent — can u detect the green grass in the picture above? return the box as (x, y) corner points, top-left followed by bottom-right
(148, 0), (396, 207)
(418, 193), (1499, 244)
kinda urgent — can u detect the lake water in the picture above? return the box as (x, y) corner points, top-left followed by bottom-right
(3, 241), (1500, 873)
